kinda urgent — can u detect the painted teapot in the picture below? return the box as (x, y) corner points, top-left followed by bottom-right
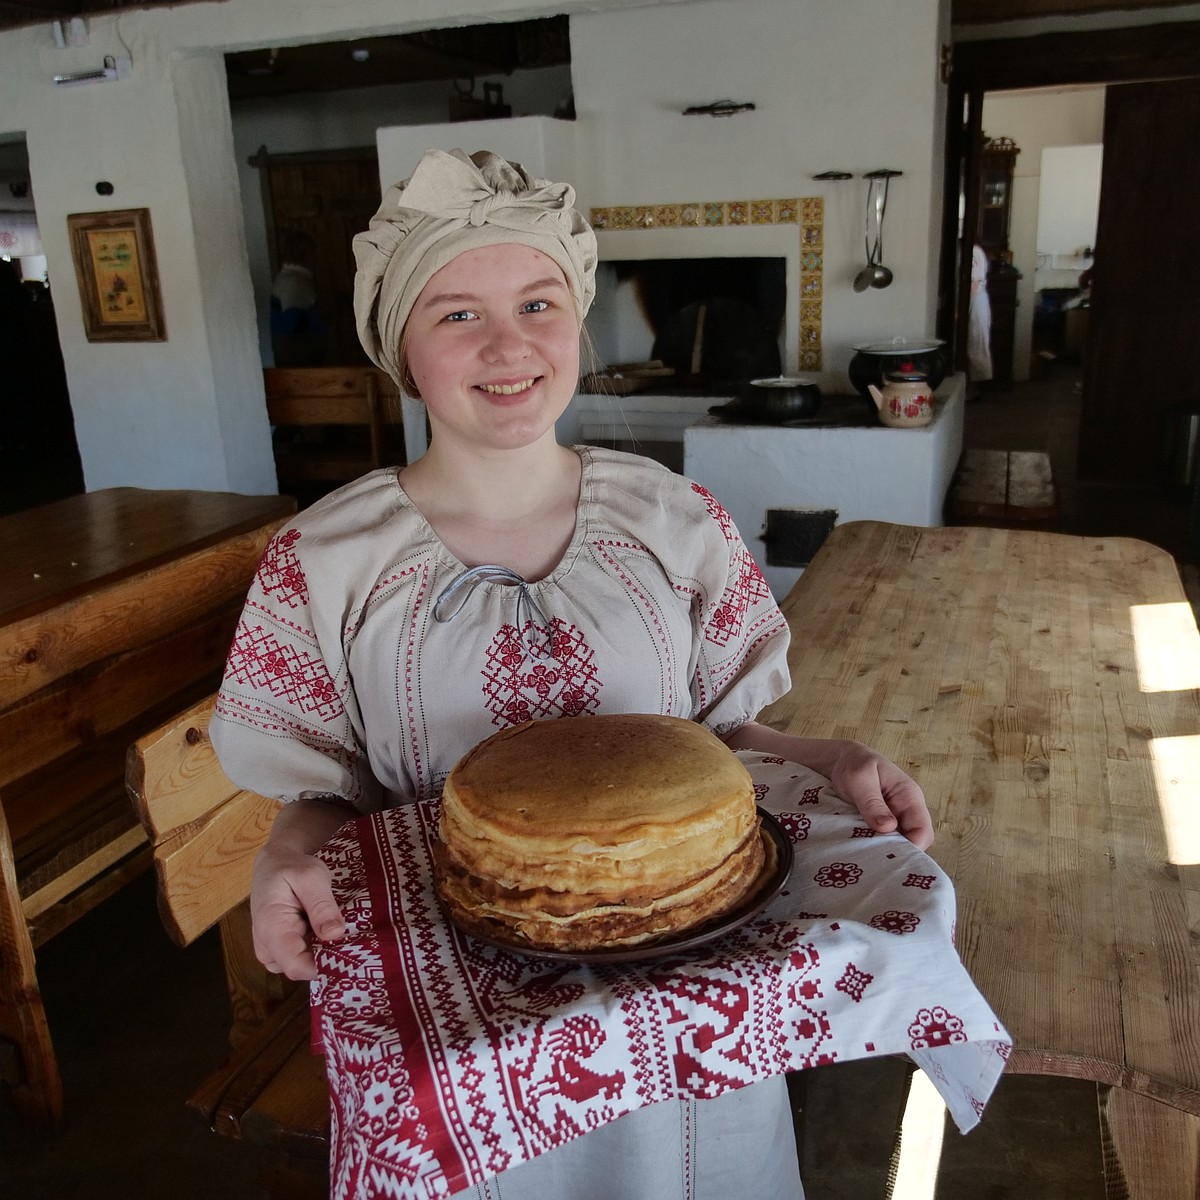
(867, 365), (935, 428)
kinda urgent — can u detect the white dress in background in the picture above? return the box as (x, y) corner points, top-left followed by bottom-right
(967, 244), (993, 383)
(211, 445), (805, 1199)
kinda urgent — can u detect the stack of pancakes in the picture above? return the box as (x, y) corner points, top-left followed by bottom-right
(435, 714), (767, 952)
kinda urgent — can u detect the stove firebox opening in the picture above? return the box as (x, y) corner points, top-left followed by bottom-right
(591, 257), (786, 394)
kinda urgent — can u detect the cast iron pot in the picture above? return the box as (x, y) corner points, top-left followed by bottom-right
(740, 376), (823, 422)
(848, 339), (946, 398)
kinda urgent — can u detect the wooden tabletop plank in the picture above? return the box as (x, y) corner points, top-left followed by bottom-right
(760, 520), (1200, 1114)
(1, 488), (295, 627)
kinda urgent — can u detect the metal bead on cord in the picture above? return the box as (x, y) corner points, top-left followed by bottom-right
(433, 565), (555, 658)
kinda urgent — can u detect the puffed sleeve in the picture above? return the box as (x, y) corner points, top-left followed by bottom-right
(209, 524), (382, 813)
(679, 480), (792, 734)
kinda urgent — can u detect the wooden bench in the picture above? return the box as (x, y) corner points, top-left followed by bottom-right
(948, 448), (1059, 527)
(264, 366), (409, 499)
(0, 488), (293, 1124)
(126, 693), (329, 1200)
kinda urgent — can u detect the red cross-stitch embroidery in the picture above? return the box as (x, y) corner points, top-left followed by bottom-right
(814, 861), (863, 888)
(835, 964), (874, 1003)
(225, 622), (342, 720)
(256, 527), (308, 608)
(706, 548), (771, 648)
(690, 482), (736, 543)
(903, 873), (936, 890)
(869, 910), (921, 935)
(482, 619), (601, 727)
(777, 812), (812, 841)
(908, 1006), (968, 1050)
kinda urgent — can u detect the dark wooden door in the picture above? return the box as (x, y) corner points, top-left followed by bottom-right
(1078, 78), (1200, 485)
(262, 152), (381, 366)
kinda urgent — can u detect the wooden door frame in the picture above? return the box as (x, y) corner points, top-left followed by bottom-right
(938, 20), (1200, 367)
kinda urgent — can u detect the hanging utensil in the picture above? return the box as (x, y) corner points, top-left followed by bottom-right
(853, 171), (900, 292)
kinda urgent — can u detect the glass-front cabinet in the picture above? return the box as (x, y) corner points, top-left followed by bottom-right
(976, 137), (1019, 254)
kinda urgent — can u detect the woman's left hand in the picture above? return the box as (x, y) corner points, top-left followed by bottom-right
(721, 723), (934, 850)
(823, 741), (934, 851)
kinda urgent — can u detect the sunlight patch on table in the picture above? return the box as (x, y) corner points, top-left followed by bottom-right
(891, 1067), (946, 1200)
(1129, 602), (1200, 693)
(1151, 734), (1200, 867)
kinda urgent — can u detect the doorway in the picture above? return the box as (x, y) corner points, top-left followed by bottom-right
(0, 137), (83, 516)
(251, 146), (380, 367)
(942, 22), (1200, 558)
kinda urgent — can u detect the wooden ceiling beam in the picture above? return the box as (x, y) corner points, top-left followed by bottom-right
(953, 0), (1197, 22)
(952, 19), (1200, 90)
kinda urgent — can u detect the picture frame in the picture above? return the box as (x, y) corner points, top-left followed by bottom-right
(66, 208), (166, 342)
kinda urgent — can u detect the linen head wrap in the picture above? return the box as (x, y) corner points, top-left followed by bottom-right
(353, 148), (598, 387)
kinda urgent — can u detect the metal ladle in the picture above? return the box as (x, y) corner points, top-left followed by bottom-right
(853, 174), (895, 292)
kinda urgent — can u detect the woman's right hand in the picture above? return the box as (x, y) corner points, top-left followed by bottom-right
(250, 798), (354, 980)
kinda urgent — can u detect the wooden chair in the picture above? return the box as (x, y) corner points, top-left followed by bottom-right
(263, 366), (408, 496)
(126, 694), (330, 1200)
(0, 491), (291, 1124)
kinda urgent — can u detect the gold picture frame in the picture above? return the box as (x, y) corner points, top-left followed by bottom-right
(67, 208), (166, 342)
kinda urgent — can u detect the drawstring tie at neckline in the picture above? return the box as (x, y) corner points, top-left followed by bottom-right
(433, 565), (555, 658)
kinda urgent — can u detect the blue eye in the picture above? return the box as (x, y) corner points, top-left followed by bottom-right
(444, 310), (476, 322)
(522, 299), (550, 314)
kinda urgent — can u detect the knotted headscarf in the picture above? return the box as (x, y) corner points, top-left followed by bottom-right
(353, 149), (598, 388)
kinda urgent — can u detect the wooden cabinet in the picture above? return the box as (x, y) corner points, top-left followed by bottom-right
(985, 259), (1020, 388)
(975, 138), (1021, 386)
(976, 138), (1019, 255)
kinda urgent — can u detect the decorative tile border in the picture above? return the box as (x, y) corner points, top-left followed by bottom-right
(590, 196), (823, 371)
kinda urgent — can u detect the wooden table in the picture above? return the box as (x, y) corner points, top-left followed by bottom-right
(759, 520), (1200, 1198)
(0, 487), (294, 1122)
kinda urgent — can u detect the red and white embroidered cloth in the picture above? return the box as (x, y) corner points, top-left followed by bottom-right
(312, 754), (1012, 1200)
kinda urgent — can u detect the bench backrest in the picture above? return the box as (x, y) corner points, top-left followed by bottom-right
(264, 366), (402, 475)
(126, 693), (280, 947)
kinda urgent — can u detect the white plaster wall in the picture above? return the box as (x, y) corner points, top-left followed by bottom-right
(570, 0), (949, 390)
(981, 86), (1105, 381)
(0, 0), (948, 496)
(1036, 143), (1101, 260)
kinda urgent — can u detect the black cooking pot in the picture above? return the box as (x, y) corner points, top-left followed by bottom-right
(740, 376), (823, 422)
(848, 339), (946, 398)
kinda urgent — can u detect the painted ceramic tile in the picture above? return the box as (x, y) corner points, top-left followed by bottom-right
(589, 194), (824, 371)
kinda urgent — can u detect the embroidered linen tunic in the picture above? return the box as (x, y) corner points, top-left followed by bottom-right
(209, 445), (803, 1200)
(210, 446), (791, 809)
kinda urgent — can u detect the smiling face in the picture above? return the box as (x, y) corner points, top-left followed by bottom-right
(403, 243), (581, 456)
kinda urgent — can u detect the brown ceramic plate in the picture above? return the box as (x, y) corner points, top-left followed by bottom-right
(446, 808), (793, 964)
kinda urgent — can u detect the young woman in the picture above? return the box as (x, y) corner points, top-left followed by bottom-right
(212, 148), (933, 1200)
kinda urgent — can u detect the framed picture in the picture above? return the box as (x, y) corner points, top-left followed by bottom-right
(66, 208), (166, 342)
